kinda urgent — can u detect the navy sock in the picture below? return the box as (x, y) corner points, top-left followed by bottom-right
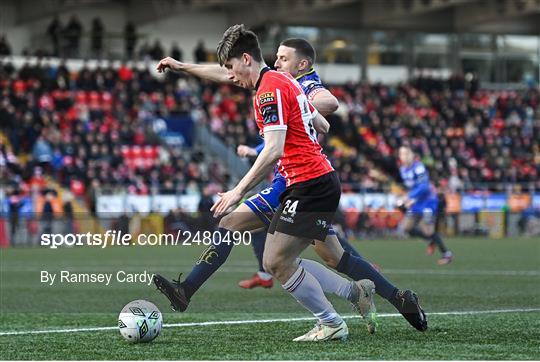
(336, 251), (398, 300)
(430, 233), (448, 253)
(183, 228), (234, 299)
(250, 231), (267, 272)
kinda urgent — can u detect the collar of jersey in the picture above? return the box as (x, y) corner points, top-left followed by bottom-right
(295, 68), (315, 80)
(255, 66), (272, 91)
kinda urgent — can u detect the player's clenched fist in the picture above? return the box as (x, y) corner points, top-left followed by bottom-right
(156, 57), (182, 73)
(237, 145), (258, 158)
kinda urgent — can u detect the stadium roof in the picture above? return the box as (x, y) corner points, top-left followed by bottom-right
(9, 0), (540, 34)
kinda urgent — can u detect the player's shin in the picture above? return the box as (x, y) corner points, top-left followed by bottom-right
(182, 227), (235, 299)
(251, 231), (268, 274)
(298, 258), (352, 300)
(282, 265), (343, 327)
(430, 232), (448, 253)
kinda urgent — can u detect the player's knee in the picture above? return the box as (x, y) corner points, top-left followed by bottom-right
(263, 255), (285, 278)
(218, 213), (238, 231)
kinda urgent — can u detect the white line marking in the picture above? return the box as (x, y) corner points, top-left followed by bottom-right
(5, 266), (540, 277)
(1, 308), (539, 336)
(382, 269), (540, 277)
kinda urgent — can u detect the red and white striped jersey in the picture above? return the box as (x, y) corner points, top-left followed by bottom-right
(253, 67), (334, 186)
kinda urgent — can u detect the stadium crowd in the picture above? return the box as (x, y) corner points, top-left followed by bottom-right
(1, 60), (539, 209)
(0, 60), (230, 210)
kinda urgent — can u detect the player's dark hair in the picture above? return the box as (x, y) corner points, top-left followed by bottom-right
(280, 38), (316, 66)
(217, 24), (263, 66)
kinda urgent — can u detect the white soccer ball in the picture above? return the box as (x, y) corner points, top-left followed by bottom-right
(118, 300), (163, 343)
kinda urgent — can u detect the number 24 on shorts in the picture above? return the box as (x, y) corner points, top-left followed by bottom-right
(282, 200), (299, 217)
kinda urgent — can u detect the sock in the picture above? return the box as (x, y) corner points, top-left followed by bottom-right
(299, 258), (352, 301)
(430, 233), (448, 253)
(250, 231), (266, 272)
(182, 227), (234, 299)
(336, 251), (398, 300)
(282, 266), (343, 327)
(257, 271), (272, 280)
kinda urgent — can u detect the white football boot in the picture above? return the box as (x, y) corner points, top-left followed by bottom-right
(349, 279), (378, 334)
(293, 321), (349, 342)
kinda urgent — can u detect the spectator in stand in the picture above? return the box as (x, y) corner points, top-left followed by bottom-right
(197, 183), (216, 231)
(7, 187), (21, 244)
(124, 22), (137, 59)
(0, 34), (12, 56)
(1, 60), (538, 214)
(63, 192), (74, 234)
(90, 17), (105, 59)
(42, 191), (55, 235)
(150, 40), (165, 60)
(32, 135), (54, 167)
(117, 213), (130, 235)
(171, 42), (183, 62)
(47, 16), (62, 57)
(194, 40), (207, 63)
(63, 15), (83, 58)
(118, 61), (134, 82)
(138, 41), (150, 60)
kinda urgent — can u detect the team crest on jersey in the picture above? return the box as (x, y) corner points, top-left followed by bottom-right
(259, 91), (275, 105)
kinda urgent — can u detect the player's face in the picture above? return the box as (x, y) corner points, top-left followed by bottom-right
(224, 56), (253, 88)
(274, 45), (302, 78)
(399, 147), (414, 166)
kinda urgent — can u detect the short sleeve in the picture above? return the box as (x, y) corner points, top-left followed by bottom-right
(301, 79), (326, 101)
(256, 86), (288, 133)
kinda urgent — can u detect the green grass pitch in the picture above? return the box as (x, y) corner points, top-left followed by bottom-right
(1, 236), (539, 360)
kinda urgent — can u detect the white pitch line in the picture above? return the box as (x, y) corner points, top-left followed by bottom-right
(5, 266), (539, 277)
(382, 269), (540, 277)
(1, 308), (539, 336)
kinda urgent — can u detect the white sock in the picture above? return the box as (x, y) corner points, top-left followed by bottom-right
(299, 258), (353, 301)
(282, 266), (342, 327)
(257, 271), (272, 280)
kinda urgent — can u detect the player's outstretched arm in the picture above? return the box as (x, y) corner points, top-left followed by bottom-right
(156, 57), (231, 83)
(312, 112), (330, 134)
(310, 89), (339, 116)
(211, 130), (285, 217)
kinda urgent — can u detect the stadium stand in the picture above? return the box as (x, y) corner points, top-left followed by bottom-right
(0, 60), (231, 203)
(1, 60), (539, 201)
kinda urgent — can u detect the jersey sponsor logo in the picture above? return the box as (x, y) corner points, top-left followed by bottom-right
(261, 104), (279, 124)
(258, 91), (275, 105)
(279, 215), (294, 223)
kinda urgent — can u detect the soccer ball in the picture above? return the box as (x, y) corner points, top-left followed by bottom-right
(118, 300), (163, 343)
